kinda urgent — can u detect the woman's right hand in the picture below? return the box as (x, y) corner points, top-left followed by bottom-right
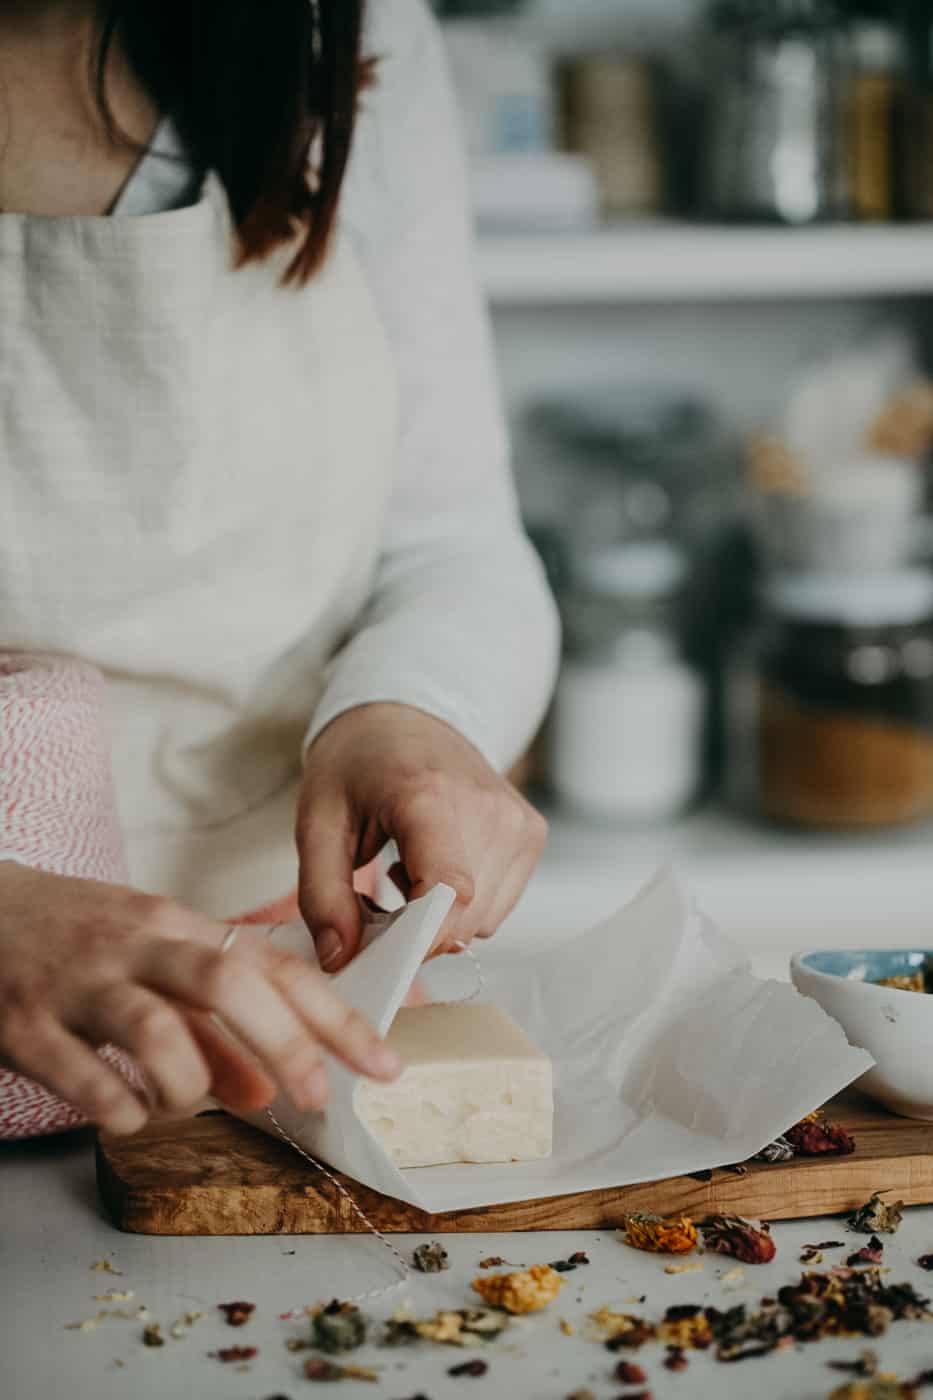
(0, 862), (401, 1136)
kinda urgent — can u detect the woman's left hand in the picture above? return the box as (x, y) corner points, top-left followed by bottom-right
(296, 704), (547, 974)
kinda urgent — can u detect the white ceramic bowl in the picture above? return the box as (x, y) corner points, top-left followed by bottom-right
(791, 949), (933, 1119)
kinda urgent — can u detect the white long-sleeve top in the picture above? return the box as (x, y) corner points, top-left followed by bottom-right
(116, 0), (559, 775)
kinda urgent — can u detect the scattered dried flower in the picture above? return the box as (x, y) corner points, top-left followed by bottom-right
(664, 1345), (689, 1371)
(755, 1135), (796, 1164)
(786, 1117), (856, 1157)
(304, 1357), (376, 1382)
(917, 1254), (933, 1271)
(849, 1195), (904, 1235)
(588, 1307), (654, 1348)
(559, 1318), (575, 1336)
(877, 972), (925, 992)
(802, 1247), (826, 1265)
(848, 1237), (885, 1267)
(828, 1381), (918, 1399)
(472, 1265), (563, 1314)
(618, 1212), (697, 1255)
(720, 1268), (745, 1289)
(615, 1360), (647, 1383)
(384, 1306), (507, 1348)
(478, 1256), (507, 1269)
(142, 1324), (164, 1348)
(657, 1306), (714, 1351)
(286, 1337), (309, 1352)
(311, 1300), (367, 1353)
(93, 1289), (134, 1302)
(412, 1242), (449, 1274)
(91, 1259), (123, 1275)
(665, 1260), (703, 1276)
(218, 1300), (255, 1327)
(828, 1351), (880, 1377)
(448, 1359), (488, 1378)
(700, 1215), (776, 1264)
(211, 1344), (257, 1363)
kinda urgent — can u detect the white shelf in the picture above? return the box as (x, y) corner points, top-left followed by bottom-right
(478, 222), (933, 304)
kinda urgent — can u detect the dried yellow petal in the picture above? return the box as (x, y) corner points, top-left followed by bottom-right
(472, 1264), (563, 1315)
(664, 1260), (703, 1275)
(559, 1318), (575, 1336)
(91, 1259), (123, 1275)
(619, 1212), (698, 1255)
(93, 1290), (134, 1303)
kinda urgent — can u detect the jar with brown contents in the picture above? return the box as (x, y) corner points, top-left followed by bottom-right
(731, 570), (933, 830)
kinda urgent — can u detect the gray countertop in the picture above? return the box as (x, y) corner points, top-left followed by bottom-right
(4, 1127), (933, 1400)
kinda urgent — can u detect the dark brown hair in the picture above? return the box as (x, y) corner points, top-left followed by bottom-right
(94, 1), (367, 284)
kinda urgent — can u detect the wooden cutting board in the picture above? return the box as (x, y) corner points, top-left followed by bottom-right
(96, 1093), (933, 1236)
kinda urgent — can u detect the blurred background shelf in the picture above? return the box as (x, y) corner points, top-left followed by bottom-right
(479, 223), (933, 304)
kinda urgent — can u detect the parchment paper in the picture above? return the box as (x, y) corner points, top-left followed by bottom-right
(236, 870), (873, 1214)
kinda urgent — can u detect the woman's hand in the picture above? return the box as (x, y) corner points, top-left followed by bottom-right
(296, 704), (547, 973)
(0, 863), (401, 1136)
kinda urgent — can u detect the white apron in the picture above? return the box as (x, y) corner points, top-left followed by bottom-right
(0, 175), (397, 915)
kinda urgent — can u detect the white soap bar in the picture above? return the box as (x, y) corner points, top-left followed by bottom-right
(353, 1003), (553, 1168)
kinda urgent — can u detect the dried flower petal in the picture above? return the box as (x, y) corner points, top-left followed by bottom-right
(828, 1350), (880, 1377)
(311, 1300), (367, 1353)
(615, 1361), (647, 1383)
(472, 1264), (563, 1314)
(412, 1242), (449, 1274)
(848, 1237), (885, 1267)
(218, 1300), (255, 1327)
(214, 1345), (257, 1363)
(448, 1359), (488, 1377)
(93, 1289), (134, 1302)
(664, 1345), (689, 1371)
(142, 1324), (164, 1348)
(828, 1381), (917, 1399)
(304, 1357), (376, 1382)
(917, 1254), (933, 1271)
(559, 1319), (575, 1336)
(589, 1307), (655, 1349)
(802, 1247), (825, 1265)
(478, 1256), (507, 1269)
(849, 1194), (904, 1235)
(721, 1268), (745, 1289)
(619, 1212), (697, 1255)
(786, 1118), (856, 1157)
(665, 1260), (704, 1275)
(755, 1135), (796, 1164)
(700, 1215), (776, 1264)
(384, 1306), (507, 1348)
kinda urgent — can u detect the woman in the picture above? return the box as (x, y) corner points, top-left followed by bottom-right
(0, 0), (557, 1139)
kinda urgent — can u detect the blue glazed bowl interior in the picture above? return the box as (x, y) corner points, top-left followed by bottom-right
(800, 949), (933, 984)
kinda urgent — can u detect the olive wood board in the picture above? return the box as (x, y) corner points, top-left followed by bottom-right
(96, 1093), (933, 1236)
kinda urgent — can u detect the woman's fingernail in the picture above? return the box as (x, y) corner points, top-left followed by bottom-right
(317, 929), (343, 970)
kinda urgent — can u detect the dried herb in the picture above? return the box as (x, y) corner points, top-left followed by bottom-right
(559, 1318), (575, 1336)
(802, 1246), (826, 1265)
(917, 1254), (933, 1271)
(213, 1345), (257, 1363)
(755, 1136), (796, 1164)
(877, 972), (925, 992)
(700, 1215), (776, 1264)
(141, 1323), (164, 1348)
(615, 1361), (647, 1383)
(412, 1242), (449, 1274)
(91, 1259), (123, 1275)
(218, 1300), (255, 1327)
(472, 1264), (563, 1314)
(847, 1237), (885, 1267)
(304, 1357), (377, 1382)
(383, 1307), (507, 1347)
(448, 1359), (488, 1378)
(848, 1194), (904, 1234)
(828, 1350), (879, 1377)
(549, 1250), (590, 1272)
(829, 1381), (919, 1399)
(664, 1345), (689, 1371)
(310, 1300), (367, 1353)
(786, 1117), (856, 1157)
(618, 1212), (697, 1255)
(478, 1256), (507, 1269)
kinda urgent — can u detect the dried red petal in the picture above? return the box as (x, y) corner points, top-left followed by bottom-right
(214, 1345), (258, 1362)
(785, 1120), (855, 1156)
(218, 1301), (255, 1327)
(847, 1236), (884, 1267)
(615, 1360), (647, 1383)
(664, 1346), (689, 1372)
(700, 1215), (777, 1264)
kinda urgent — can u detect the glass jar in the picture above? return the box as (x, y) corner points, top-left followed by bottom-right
(729, 569), (933, 829)
(549, 542), (706, 823)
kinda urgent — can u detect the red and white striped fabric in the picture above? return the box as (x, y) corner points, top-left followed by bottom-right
(0, 654), (144, 1140)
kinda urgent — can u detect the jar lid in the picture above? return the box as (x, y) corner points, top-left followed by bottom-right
(766, 569), (933, 626)
(575, 540), (688, 600)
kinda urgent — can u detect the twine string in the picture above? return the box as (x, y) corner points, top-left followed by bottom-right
(221, 920), (483, 1304)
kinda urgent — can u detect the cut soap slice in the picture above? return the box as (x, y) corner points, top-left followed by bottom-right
(353, 1002), (553, 1168)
